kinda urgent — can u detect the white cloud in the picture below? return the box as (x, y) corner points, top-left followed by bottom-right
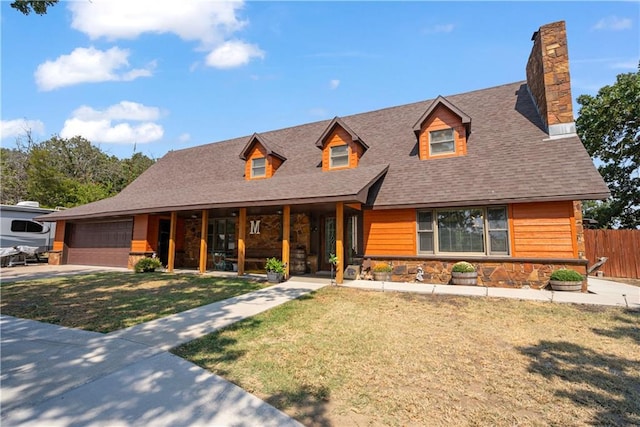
(60, 101), (164, 144)
(423, 23), (455, 34)
(68, 0), (263, 69)
(205, 40), (264, 69)
(308, 108), (328, 117)
(592, 16), (633, 31)
(178, 133), (191, 143)
(329, 79), (340, 90)
(35, 47), (154, 91)
(1, 119), (45, 140)
(610, 60), (638, 70)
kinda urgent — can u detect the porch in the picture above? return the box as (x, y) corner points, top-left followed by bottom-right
(131, 202), (363, 285)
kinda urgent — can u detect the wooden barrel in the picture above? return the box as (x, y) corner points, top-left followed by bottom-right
(290, 248), (307, 274)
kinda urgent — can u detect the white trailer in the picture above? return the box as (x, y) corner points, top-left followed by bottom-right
(0, 202), (57, 265)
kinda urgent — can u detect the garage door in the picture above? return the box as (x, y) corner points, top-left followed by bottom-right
(66, 220), (133, 267)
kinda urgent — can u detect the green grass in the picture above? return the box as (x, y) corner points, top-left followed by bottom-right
(0, 272), (265, 333)
(173, 287), (640, 427)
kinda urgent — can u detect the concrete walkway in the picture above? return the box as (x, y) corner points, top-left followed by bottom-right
(1, 280), (324, 427)
(341, 277), (639, 309)
(1, 264), (638, 427)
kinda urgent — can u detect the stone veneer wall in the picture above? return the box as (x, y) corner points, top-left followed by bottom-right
(179, 214), (312, 269)
(525, 21), (573, 129)
(365, 258), (588, 291)
(48, 251), (62, 265)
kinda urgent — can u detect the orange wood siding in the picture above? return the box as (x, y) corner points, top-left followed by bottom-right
(322, 127), (362, 171)
(147, 215), (160, 252)
(418, 105), (467, 160)
(244, 143), (280, 179)
(511, 201), (576, 258)
(363, 209), (416, 255)
(131, 214), (151, 252)
(53, 220), (65, 251)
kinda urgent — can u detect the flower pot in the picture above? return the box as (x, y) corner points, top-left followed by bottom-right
(266, 271), (283, 284)
(549, 280), (582, 292)
(451, 271), (478, 286)
(373, 272), (392, 282)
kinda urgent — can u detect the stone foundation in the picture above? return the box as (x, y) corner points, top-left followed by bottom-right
(362, 257), (588, 291)
(48, 251), (62, 266)
(128, 252), (155, 270)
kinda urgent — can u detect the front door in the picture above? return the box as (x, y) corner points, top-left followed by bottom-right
(157, 219), (170, 266)
(321, 217), (336, 271)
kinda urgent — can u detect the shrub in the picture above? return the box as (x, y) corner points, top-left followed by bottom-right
(265, 257), (285, 273)
(452, 261), (476, 273)
(373, 263), (393, 273)
(134, 257), (163, 273)
(550, 269), (583, 282)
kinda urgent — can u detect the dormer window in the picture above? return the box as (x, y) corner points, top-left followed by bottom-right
(251, 157), (266, 178)
(330, 145), (349, 168)
(429, 128), (455, 155)
(316, 117), (368, 172)
(240, 133), (286, 180)
(413, 96), (471, 160)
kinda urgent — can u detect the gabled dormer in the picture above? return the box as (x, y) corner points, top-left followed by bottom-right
(315, 117), (368, 171)
(412, 96), (471, 160)
(239, 133), (286, 180)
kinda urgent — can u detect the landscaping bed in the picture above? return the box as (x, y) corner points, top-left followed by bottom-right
(174, 287), (639, 426)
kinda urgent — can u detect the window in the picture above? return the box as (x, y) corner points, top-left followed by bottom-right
(207, 218), (236, 254)
(417, 207), (509, 255)
(429, 128), (455, 155)
(330, 144), (349, 168)
(251, 157), (266, 178)
(11, 220), (44, 233)
(417, 211), (434, 253)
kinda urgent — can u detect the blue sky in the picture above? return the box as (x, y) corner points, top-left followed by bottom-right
(1, 1), (638, 159)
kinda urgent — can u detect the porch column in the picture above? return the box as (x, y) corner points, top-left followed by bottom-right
(167, 211), (177, 272)
(199, 210), (209, 274)
(282, 205), (291, 279)
(336, 201), (344, 284)
(238, 208), (246, 276)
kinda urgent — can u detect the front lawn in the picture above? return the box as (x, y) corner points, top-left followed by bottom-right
(0, 272), (265, 333)
(173, 287), (640, 426)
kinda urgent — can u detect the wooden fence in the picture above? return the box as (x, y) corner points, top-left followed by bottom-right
(584, 229), (640, 279)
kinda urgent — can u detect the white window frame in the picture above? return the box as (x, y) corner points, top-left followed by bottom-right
(429, 128), (455, 156)
(416, 206), (509, 256)
(329, 144), (349, 168)
(251, 157), (266, 178)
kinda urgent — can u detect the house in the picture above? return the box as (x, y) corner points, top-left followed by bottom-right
(38, 21), (609, 290)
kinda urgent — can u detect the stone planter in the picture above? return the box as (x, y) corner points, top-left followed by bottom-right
(266, 271), (283, 284)
(549, 280), (582, 292)
(451, 271), (478, 286)
(373, 272), (392, 282)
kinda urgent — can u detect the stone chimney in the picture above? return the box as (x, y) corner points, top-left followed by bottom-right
(526, 21), (576, 138)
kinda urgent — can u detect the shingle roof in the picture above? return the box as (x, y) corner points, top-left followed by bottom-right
(40, 81), (609, 221)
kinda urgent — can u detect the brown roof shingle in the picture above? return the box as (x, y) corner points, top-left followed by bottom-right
(40, 81), (609, 221)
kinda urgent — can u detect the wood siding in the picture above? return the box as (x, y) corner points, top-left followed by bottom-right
(363, 209), (416, 255)
(244, 143), (281, 179)
(53, 220), (65, 251)
(511, 201), (576, 258)
(322, 127), (363, 171)
(418, 104), (467, 160)
(131, 214), (152, 252)
(584, 229), (640, 279)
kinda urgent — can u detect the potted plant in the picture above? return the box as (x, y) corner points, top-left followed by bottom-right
(372, 262), (393, 282)
(451, 261), (478, 285)
(549, 268), (583, 291)
(329, 253), (338, 285)
(265, 257), (285, 283)
(134, 256), (163, 273)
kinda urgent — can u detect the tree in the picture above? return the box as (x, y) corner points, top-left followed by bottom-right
(576, 65), (640, 229)
(2, 134), (155, 208)
(10, 0), (58, 15)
